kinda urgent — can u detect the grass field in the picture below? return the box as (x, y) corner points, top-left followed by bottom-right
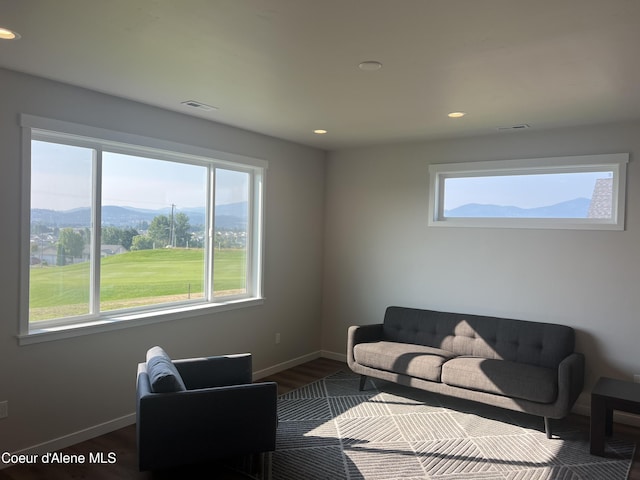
(29, 248), (246, 321)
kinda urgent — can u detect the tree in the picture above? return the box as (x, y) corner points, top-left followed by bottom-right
(56, 243), (66, 266)
(121, 227), (139, 250)
(130, 235), (154, 251)
(101, 226), (139, 250)
(58, 228), (85, 261)
(174, 213), (191, 247)
(148, 215), (171, 247)
(101, 226), (122, 245)
(188, 233), (204, 248)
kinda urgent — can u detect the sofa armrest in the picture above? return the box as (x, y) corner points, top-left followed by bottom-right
(556, 352), (585, 414)
(173, 353), (252, 389)
(347, 324), (384, 367)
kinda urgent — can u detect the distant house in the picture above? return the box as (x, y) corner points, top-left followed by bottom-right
(33, 246), (60, 266)
(31, 243), (128, 266)
(81, 244), (127, 261)
(100, 245), (128, 257)
(587, 178), (613, 219)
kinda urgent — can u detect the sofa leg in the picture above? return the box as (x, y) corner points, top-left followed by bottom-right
(359, 375), (367, 391)
(544, 417), (552, 439)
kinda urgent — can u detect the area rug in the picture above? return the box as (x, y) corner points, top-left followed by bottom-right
(271, 370), (635, 480)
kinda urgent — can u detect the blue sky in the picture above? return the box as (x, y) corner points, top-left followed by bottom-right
(443, 171), (611, 210)
(31, 141), (248, 211)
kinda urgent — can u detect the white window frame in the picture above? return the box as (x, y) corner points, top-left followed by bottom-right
(19, 114), (267, 344)
(428, 153), (628, 230)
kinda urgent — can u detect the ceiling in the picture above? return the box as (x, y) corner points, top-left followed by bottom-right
(1, 0), (640, 150)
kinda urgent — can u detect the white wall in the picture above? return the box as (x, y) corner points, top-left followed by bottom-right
(0, 68), (326, 454)
(321, 121), (640, 414)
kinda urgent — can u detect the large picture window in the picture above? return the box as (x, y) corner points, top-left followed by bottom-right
(428, 154), (628, 230)
(20, 115), (266, 342)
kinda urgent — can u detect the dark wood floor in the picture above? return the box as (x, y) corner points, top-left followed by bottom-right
(1, 357), (639, 479)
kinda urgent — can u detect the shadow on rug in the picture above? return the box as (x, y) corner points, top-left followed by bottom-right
(272, 370), (635, 480)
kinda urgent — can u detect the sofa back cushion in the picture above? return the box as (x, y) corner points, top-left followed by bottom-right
(382, 306), (574, 369)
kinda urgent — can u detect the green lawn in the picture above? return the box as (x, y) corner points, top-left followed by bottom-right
(29, 248), (247, 321)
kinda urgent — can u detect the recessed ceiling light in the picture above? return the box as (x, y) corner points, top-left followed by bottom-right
(0, 27), (20, 40)
(447, 112), (466, 118)
(358, 61), (383, 71)
(313, 129), (328, 135)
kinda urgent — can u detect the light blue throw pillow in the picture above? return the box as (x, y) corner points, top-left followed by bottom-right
(146, 346), (187, 393)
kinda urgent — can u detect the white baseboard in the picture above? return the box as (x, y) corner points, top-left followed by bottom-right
(252, 350), (323, 380)
(2, 413), (136, 470)
(251, 350), (345, 381)
(320, 350), (347, 363)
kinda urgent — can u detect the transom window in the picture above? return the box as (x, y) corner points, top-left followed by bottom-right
(428, 154), (628, 230)
(20, 115), (266, 342)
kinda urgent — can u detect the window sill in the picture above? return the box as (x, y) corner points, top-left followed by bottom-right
(428, 217), (624, 230)
(17, 297), (265, 345)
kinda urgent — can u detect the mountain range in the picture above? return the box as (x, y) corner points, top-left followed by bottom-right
(31, 202), (248, 230)
(33, 197), (592, 229)
(444, 197), (591, 218)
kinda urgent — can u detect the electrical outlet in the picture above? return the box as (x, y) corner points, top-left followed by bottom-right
(634, 375), (640, 384)
(0, 401), (7, 419)
(275, 333), (281, 344)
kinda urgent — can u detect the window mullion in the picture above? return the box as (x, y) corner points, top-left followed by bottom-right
(244, 172), (254, 297)
(91, 148), (103, 315)
(20, 128), (33, 336)
(205, 166), (216, 301)
(250, 171), (264, 298)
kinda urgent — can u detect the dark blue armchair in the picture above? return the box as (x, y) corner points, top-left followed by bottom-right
(136, 348), (277, 478)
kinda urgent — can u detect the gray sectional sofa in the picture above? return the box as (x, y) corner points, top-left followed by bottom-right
(347, 306), (585, 438)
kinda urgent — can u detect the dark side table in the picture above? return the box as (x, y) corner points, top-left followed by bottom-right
(590, 376), (640, 456)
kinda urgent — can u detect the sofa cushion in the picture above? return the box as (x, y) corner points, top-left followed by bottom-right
(441, 356), (557, 403)
(353, 341), (457, 382)
(146, 346), (187, 393)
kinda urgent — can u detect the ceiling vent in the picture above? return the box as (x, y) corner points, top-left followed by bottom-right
(181, 100), (218, 111)
(497, 124), (530, 132)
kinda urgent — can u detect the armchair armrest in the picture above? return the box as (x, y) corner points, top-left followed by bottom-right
(174, 353), (252, 389)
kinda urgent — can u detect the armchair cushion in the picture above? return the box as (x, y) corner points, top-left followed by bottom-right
(146, 346), (186, 393)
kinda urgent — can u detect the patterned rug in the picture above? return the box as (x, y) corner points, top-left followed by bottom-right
(271, 370), (635, 480)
